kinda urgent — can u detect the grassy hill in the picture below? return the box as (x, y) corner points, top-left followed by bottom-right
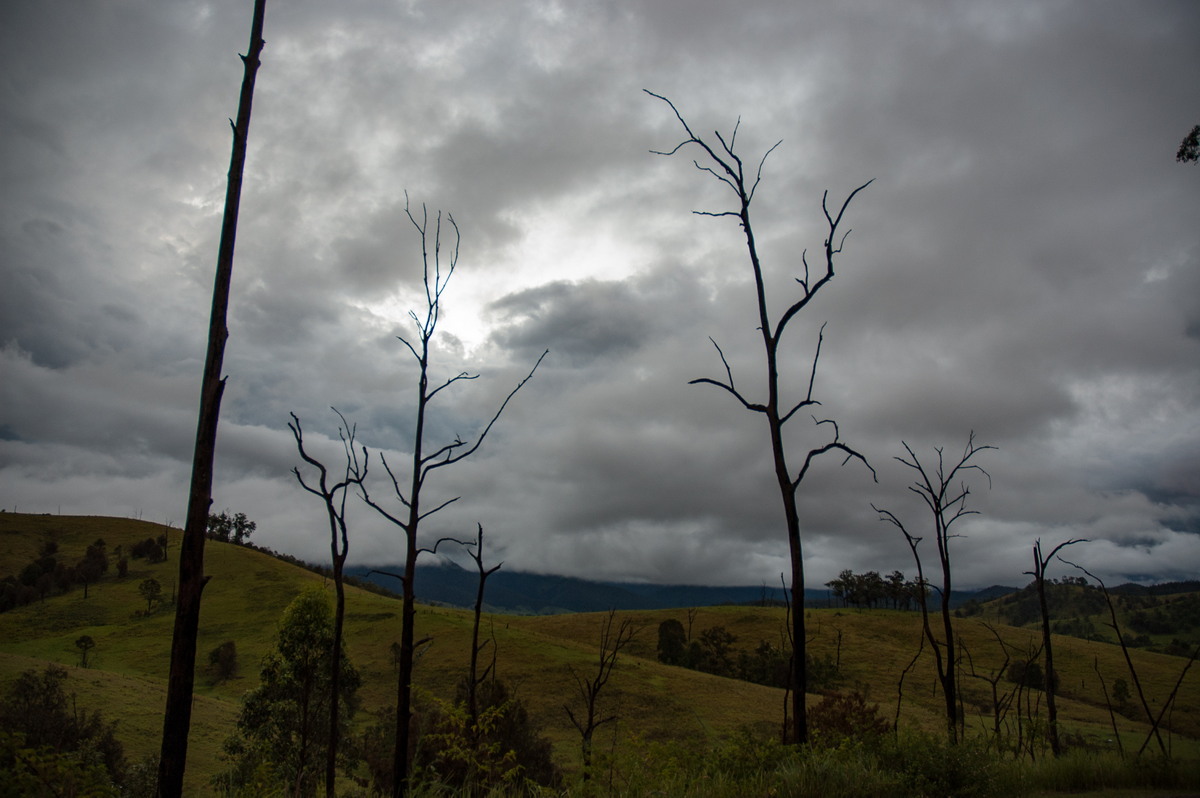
(2, 513), (1198, 795)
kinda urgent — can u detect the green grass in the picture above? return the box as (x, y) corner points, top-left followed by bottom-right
(2, 513), (1198, 795)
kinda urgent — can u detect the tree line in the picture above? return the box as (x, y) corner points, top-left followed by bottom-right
(824, 569), (924, 610)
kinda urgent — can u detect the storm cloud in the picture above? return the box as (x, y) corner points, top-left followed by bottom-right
(1, 0), (1197, 589)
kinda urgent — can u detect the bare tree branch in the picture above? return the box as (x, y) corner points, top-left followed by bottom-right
(649, 88), (872, 744)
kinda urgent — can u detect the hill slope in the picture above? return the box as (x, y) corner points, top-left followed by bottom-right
(2, 513), (1197, 793)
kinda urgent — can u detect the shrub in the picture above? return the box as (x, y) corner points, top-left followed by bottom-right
(808, 691), (890, 746)
(411, 679), (560, 795)
(209, 640), (239, 682)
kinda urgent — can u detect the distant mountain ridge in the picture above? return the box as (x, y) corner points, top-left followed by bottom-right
(346, 562), (1018, 615)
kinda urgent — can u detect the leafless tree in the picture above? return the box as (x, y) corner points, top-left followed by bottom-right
(874, 433), (993, 743)
(435, 523), (502, 737)
(1062, 558), (1169, 756)
(1025, 537), (1085, 757)
(360, 198), (546, 797)
(963, 623), (1017, 745)
(158, 2), (265, 794)
(648, 90), (875, 744)
(289, 408), (368, 797)
(564, 610), (637, 780)
(1092, 656), (1126, 758)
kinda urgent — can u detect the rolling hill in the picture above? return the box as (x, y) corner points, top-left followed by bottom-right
(2, 513), (1197, 794)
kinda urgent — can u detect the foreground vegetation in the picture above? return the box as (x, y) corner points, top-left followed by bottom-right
(1, 513), (1198, 795)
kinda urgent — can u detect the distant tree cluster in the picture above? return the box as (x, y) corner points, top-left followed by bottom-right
(0, 538), (126, 611)
(992, 578), (1199, 655)
(655, 619), (839, 692)
(129, 534), (168, 563)
(824, 569), (924, 610)
(206, 510), (256, 545)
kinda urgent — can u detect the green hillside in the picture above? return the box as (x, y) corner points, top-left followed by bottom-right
(2, 513), (1198, 795)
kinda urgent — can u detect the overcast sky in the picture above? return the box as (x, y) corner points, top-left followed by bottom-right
(2, 1), (1198, 590)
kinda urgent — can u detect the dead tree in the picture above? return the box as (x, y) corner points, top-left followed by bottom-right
(963, 623), (1017, 745)
(1025, 537), (1085, 757)
(433, 523), (502, 737)
(1093, 656), (1126, 758)
(564, 610), (637, 780)
(648, 90), (875, 745)
(1062, 559), (1168, 756)
(874, 433), (993, 743)
(360, 198), (546, 798)
(158, 2), (265, 794)
(289, 409), (368, 797)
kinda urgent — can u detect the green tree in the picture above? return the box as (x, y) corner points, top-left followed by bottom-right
(0, 665), (127, 789)
(656, 619), (687, 666)
(1112, 677), (1131, 708)
(75, 542), (108, 599)
(207, 509), (257, 545)
(224, 587), (360, 797)
(208, 640), (239, 683)
(75, 635), (95, 668)
(138, 578), (163, 614)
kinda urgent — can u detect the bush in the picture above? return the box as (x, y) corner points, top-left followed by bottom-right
(883, 733), (1018, 798)
(808, 691), (890, 746)
(0, 665), (127, 790)
(410, 679), (560, 795)
(209, 640), (239, 682)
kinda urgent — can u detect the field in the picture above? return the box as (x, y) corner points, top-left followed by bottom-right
(2, 513), (1198, 795)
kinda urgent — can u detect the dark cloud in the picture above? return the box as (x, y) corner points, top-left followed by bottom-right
(2, 0), (1198, 589)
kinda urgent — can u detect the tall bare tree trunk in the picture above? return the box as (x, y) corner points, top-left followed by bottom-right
(648, 90), (874, 744)
(1029, 537), (1084, 757)
(156, 3), (265, 795)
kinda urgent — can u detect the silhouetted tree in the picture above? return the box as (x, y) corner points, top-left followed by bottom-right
(874, 433), (993, 743)
(564, 610), (637, 780)
(159, 2), (266, 793)
(1177, 124), (1200, 163)
(360, 198), (546, 798)
(289, 408), (367, 798)
(222, 588), (360, 797)
(656, 619), (687, 666)
(76, 542), (108, 599)
(1027, 537), (1084, 756)
(75, 635), (96, 668)
(1062, 559), (1169, 756)
(209, 640), (239, 683)
(455, 524), (502, 738)
(139, 578), (163, 614)
(648, 90), (875, 744)
(206, 510), (257, 545)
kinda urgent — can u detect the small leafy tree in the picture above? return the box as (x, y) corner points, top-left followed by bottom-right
(139, 578), (163, 614)
(656, 619), (687, 666)
(209, 640), (239, 683)
(222, 587), (360, 796)
(75, 542), (109, 599)
(75, 635), (96, 668)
